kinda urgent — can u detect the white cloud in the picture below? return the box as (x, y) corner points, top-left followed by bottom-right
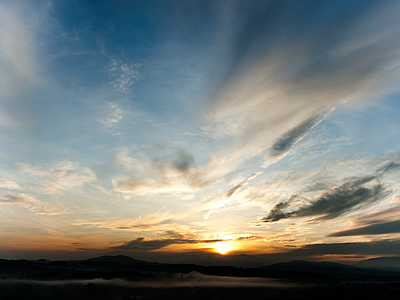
(107, 58), (141, 93)
(112, 146), (240, 195)
(0, 193), (66, 215)
(198, 0), (400, 176)
(101, 102), (124, 127)
(19, 160), (97, 194)
(0, 180), (20, 190)
(391, 195), (400, 204)
(71, 210), (175, 231)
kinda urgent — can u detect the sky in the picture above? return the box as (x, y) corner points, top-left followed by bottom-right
(1, 0), (400, 266)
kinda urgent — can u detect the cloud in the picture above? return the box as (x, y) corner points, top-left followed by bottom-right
(0, 193), (65, 215)
(191, 172), (262, 219)
(288, 239), (400, 257)
(391, 195), (400, 203)
(242, 156), (400, 224)
(262, 109), (332, 167)
(107, 58), (141, 93)
(0, 180), (20, 190)
(112, 237), (196, 251)
(328, 220), (400, 237)
(113, 235), (261, 251)
(71, 210), (179, 231)
(19, 160), (97, 194)
(262, 175), (390, 223)
(327, 195), (400, 237)
(101, 102), (124, 127)
(113, 148), (196, 194)
(198, 0), (400, 174)
(377, 161), (400, 173)
(0, 2), (39, 129)
(75, 173), (261, 231)
(113, 148), (236, 195)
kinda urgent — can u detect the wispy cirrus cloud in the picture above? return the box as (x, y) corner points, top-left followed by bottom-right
(0, 193), (65, 215)
(100, 102), (124, 128)
(257, 159), (400, 224)
(199, 0), (400, 174)
(19, 160), (97, 194)
(327, 194), (400, 237)
(74, 172), (261, 232)
(0, 179), (20, 190)
(71, 210), (175, 231)
(0, 2), (40, 129)
(262, 109), (332, 167)
(329, 220), (400, 237)
(210, 155), (400, 227)
(262, 175), (390, 223)
(113, 148), (227, 195)
(107, 58), (141, 94)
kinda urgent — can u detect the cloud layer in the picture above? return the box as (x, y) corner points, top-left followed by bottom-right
(262, 176), (389, 223)
(19, 160), (97, 194)
(0, 193), (65, 215)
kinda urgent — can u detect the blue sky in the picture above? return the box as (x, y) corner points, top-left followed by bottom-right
(1, 0), (400, 265)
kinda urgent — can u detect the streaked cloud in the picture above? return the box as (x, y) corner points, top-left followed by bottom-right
(113, 148), (228, 195)
(329, 220), (400, 237)
(0, 2), (38, 129)
(0, 180), (20, 190)
(71, 210), (175, 231)
(262, 109), (332, 167)
(201, 0), (400, 173)
(262, 175), (390, 223)
(19, 160), (97, 194)
(0, 193), (65, 215)
(113, 235), (261, 251)
(220, 156), (399, 225)
(328, 196), (400, 237)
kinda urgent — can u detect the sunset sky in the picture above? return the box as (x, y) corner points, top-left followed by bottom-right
(1, 0), (400, 266)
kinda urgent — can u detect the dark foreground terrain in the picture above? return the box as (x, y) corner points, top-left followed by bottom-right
(1, 256), (400, 300)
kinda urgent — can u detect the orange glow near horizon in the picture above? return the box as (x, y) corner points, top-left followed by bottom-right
(214, 241), (234, 255)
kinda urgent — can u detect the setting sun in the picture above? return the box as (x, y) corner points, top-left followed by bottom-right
(214, 241), (233, 255)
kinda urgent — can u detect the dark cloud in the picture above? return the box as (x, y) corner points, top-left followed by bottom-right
(225, 172), (260, 198)
(114, 238), (182, 251)
(113, 235), (262, 251)
(262, 201), (290, 223)
(268, 111), (329, 159)
(262, 175), (390, 223)
(288, 239), (400, 257)
(153, 149), (195, 174)
(113, 237), (225, 251)
(328, 220), (400, 237)
(248, 239), (400, 264)
(377, 161), (400, 173)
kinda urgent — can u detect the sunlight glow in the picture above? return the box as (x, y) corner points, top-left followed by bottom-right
(214, 241), (233, 255)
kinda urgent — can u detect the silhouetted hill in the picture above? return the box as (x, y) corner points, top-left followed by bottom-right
(261, 260), (400, 276)
(84, 255), (152, 265)
(1, 256), (400, 299)
(354, 256), (400, 271)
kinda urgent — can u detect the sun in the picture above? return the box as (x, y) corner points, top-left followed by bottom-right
(214, 241), (233, 255)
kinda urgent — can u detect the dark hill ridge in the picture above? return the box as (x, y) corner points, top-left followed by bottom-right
(261, 260), (400, 277)
(354, 256), (400, 272)
(84, 255), (150, 264)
